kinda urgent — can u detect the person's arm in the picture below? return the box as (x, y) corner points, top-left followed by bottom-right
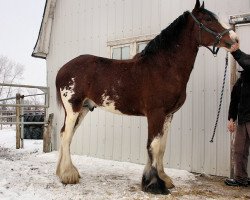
(228, 79), (240, 121)
(227, 79), (241, 133)
(231, 49), (250, 70)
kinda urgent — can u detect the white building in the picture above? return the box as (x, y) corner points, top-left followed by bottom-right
(33, 0), (250, 177)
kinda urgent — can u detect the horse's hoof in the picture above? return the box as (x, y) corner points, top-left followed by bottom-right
(60, 173), (80, 184)
(142, 181), (170, 195)
(166, 181), (175, 189)
(142, 168), (170, 195)
(73, 165), (81, 178)
(59, 166), (80, 184)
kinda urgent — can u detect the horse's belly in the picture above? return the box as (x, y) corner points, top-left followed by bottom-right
(99, 104), (124, 115)
(98, 95), (125, 115)
(88, 92), (143, 116)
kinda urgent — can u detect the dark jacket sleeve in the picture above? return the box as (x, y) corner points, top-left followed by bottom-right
(231, 49), (250, 70)
(228, 78), (241, 121)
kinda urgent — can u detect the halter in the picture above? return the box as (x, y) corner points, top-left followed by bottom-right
(189, 12), (233, 56)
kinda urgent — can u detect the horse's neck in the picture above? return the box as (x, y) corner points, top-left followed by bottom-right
(174, 38), (198, 75)
(159, 29), (199, 83)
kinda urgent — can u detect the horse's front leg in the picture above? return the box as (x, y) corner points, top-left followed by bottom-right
(142, 110), (174, 195)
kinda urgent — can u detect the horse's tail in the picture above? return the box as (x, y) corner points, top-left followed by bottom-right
(56, 79), (63, 108)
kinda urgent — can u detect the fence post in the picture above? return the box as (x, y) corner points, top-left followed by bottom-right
(43, 113), (54, 153)
(20, 96), (24, 148)
(0, 110), (2, 130)
(16, 93), (21, 149)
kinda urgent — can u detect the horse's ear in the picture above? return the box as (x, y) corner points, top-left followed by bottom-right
(201, 1), (205, 9)
(194, 0), (200, 10)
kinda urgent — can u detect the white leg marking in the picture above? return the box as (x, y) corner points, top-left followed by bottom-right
(57, 104), (80, 183)
(150, 115), (172, 168)
(57, 80), (83, 183)
(61, 111), (78, 171)
(60, 81), (77, 173)
(73, 108), (89, 132)
(143, 157), (152, 176)
(150, 115), (174, 188)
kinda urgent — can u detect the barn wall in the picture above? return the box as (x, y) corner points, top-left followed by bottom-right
(46, 0), (250, 176)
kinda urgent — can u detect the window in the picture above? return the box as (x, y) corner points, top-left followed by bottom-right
(108, 35), (155, 60)
(111, 42), (148, 60)
(137, 42), (148, 53)
(112, 46), (130, 60)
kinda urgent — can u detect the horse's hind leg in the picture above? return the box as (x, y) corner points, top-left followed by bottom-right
(142, 110), (174, 194)
(56, 99), (88, 184)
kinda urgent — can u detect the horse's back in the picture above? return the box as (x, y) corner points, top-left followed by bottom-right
(56, 55), (107, 86)
(56, 54), (141, 88)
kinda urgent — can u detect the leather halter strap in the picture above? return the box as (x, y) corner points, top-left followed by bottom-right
(189, 11), (233, 56)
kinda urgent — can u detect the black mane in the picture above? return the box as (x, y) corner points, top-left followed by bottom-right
(139, 11), (190, 56)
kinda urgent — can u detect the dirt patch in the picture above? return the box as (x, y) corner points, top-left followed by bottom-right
(170, 174), (250, 199)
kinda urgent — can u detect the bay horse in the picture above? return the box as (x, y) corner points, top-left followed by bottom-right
(55, 0), (238, 195)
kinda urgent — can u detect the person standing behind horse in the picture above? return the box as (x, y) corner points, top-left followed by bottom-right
(225, 42), (250, 187)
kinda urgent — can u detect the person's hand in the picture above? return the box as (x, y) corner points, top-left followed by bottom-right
(229, 42), (239, 52)
(227, 119), (236, 133)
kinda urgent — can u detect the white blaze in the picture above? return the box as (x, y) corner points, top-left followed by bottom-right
(219, 20), (238, 42)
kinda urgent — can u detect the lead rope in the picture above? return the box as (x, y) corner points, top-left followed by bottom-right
(210, 53), (229, 143)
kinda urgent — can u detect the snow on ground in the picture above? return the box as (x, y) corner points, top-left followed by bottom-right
(0, 127), (197, 200)
(1, 127), (248, 200)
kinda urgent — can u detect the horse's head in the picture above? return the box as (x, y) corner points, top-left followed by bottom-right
(191, 0), (238, 55)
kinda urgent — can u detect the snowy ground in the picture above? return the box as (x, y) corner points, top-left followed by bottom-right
(0, 127), (249, 200)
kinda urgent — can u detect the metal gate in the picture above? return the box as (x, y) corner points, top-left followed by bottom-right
(0, 83), (52, 152)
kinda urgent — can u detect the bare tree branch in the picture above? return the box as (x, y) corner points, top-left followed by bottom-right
(0, 55), (24, 100)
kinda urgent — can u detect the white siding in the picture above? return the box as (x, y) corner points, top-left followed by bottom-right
(46, 0), (250, 176)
